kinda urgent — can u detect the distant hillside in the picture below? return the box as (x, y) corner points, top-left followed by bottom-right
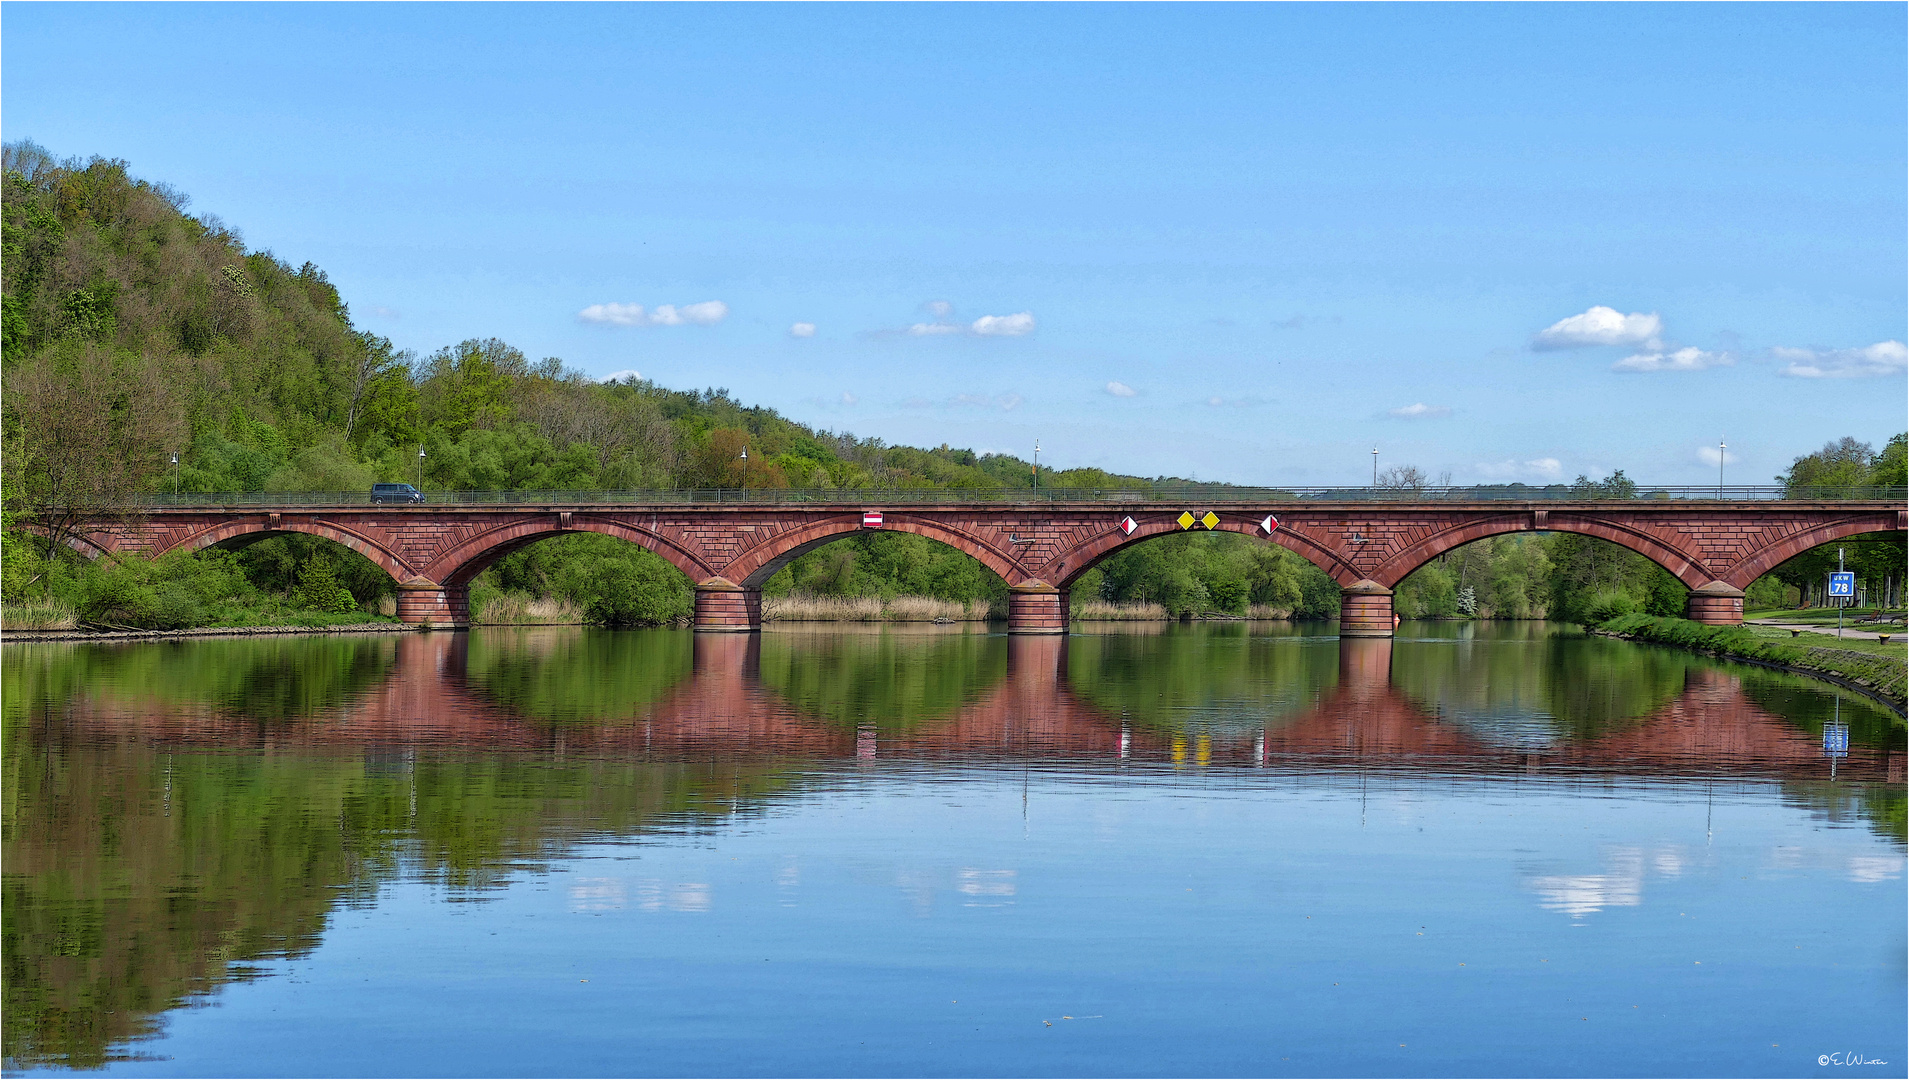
(1, 140), (1205, 512)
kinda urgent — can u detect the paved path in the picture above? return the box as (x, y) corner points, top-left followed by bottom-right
(1745, 618), (1903, 642)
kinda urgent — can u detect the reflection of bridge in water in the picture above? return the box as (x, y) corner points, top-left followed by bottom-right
(72, 632), (1902, 783)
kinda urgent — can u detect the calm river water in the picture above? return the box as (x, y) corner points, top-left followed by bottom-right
(3, 622), (1903, 1077)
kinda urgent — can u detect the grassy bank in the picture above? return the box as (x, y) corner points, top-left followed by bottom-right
(1598, 613), (1907, 715)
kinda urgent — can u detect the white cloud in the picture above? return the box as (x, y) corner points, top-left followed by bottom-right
(971, 312), (1036, 337)
(1774, 340), (1907, 379)
(370, 305), (401, 319)
(907, 321), (964, 336)
(1478, 457), (1564, 480)
(578, 300), (727, 327)
(1695, 444), (1738, 467)
(840, 391), (858, 406)
(1105, 381), (1137, 397)
(1612, 347), (1734, 373)
(597, 369), (642, 384)
(948, 392), (1022, 411)
(1387, 402), (1452, 419)
(789, 322), (816, 338)
(925, 300), (954, 318)
(1532, 306), (1664, 351)
(1207, 395), (1224, 407)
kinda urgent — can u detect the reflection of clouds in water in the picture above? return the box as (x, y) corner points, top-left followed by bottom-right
(1523, 845), (1719, 919)
(1766, 846), (1902, 884)
(1846, 857), (1901, 884)
(568, 877), (627, 911)
(958, 868), (1017, 907)
(1527, 849), (1644, 919)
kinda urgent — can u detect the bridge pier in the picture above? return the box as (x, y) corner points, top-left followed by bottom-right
(1338, 579), (1395, 638)
(395, 578), (469, 629)
(694, 578), (762, 632)
(1685, 581), (1745, 626)
(1007, 582), (1069, 635)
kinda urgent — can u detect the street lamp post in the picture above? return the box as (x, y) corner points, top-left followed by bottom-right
(1033, 440), (1041, 498)
(417, 447), (426, 492)
(1371, 447), (1379, 488)
(170, 453), (180, 496)
(1717, 438), (1726, 498)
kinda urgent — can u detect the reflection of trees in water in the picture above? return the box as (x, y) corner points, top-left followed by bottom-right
(461, 627), (692, 722)
(3, 636), (398, 728)
(1, 720), (804, 1070)
(1065, 624), (1338, 734)
(1387, 626), (1692, 745)
(757, 627), (1006, 732)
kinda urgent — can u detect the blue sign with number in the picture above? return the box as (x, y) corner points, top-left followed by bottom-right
(1828, 572), (1856, 597)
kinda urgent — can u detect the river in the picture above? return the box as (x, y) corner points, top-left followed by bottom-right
(3, 622), (1902, 1077)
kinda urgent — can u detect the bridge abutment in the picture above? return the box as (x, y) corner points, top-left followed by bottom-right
(1685, 581), (1745, 626)
(1338, 579), (1395, 638)
(694, 578), (762, 632)
(1007, 582), (1069, 635)
(395, 578), (469, 629)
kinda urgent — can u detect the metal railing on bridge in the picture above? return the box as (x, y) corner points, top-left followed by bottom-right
(125, 484), (1909, 509)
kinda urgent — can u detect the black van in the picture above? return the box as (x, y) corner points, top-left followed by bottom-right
(371, 483), (425, 504)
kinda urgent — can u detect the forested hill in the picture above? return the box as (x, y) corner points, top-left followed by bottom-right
(0, 140), (1186, 509)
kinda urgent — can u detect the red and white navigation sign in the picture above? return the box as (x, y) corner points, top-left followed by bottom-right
(1118, 516), (1138, 536)
(1259, 514), (1278, 535)
(863, 511), (884, 528)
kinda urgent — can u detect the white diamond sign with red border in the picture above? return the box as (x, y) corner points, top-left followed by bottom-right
(1118, 516), (1138, 535)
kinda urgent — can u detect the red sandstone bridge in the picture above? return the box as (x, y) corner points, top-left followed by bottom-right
(38, 488), (1905, 635)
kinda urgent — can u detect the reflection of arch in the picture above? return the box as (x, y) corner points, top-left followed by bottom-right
(1366, 512), (1702, 588)
(170, 521), (411, 583)
(722, 515), (1020, 588)
(1722, 522), (1903, 589)
(1053, 519), (1356, 588)
(425, 520), (711, 591)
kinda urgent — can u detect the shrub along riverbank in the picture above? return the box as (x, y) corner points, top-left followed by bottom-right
(1596, 614), (1907, 716)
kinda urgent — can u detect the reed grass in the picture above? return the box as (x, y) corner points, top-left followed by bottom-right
(0, 602), (80, 630)
(472, 590), (587, 625)
(1071, 600), (1169, 621)
(763, 593), (993, 622)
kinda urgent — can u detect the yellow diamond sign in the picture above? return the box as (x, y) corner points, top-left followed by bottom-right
(1200, 511), (1220, 530)
(1177, 511), (1196, 530)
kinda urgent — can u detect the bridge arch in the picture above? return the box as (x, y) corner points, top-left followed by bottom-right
(423, 518), (714, 593)
(1049, 519), (1358, 592)
(722, 514), (1022, 588)
(15, 522), (114, 561)
(1364, 511), (1706, 590)
(162, 520), (413, 585)
(1724, 519), (1905, 589)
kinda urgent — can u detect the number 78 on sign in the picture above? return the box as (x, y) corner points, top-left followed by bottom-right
(1827, 571), (1856, 598)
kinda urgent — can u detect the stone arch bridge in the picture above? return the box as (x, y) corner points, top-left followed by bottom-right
(42, 498), (1904, 635)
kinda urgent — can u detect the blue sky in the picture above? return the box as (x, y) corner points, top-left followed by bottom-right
(5, 3), (1903, 486)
